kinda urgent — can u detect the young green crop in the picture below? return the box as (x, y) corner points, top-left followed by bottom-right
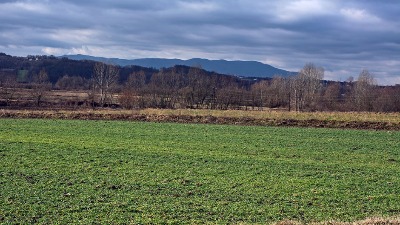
(0, 119), (399, 224)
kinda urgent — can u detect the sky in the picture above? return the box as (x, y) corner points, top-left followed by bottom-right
(1, 0), (399, 85)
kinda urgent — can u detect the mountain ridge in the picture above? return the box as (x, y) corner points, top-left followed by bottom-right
(63, 54), (296, 78)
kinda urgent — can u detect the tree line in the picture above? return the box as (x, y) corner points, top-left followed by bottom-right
(116, 63), (399, 112)
(0, 53), (399, 112)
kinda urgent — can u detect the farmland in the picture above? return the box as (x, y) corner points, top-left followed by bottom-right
(1, 119), (400, 224)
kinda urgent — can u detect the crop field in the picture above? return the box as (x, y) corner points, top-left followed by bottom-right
(0, 119), (400, 224)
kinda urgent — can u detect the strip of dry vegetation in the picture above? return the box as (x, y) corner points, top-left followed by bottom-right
(0, 108), (399, 130)
(140, 108), (400, 123)
(274, 217), (400, 225)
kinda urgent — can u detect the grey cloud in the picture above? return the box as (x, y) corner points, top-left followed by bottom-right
(0, 0), (399, 84)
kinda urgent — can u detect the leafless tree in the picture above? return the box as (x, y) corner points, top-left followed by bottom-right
(0, 72), (19, 106)
(92, 62), (120, 106)
(267, 76), (290, 109)
(184, 66), (213, 108)
(216, 83), (243, 110)
(55, 75), (89, 90)
(372, 86), (400, 112)
(31, 68), (51, 106)
(321, 82), (342, 111)
(127, 71), (146, 91)
(353, 69), (376, 111)
(119, 71), (147, 109)
(119, 89), (140, 109)
(292, 63), (324, 111)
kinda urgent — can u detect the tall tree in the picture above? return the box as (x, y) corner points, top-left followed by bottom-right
(372, 86), (400, 112)
(32, 68), (51, 106)
(292, 63), (324, 111)
(267, 76), (290, 108)
(127, 71), (146, 91)
(119, 71), (147, 109)
(184, 66), (213, 108)
(92, 62), (120, 106)
(321, 82), (342, 111)
(353, 69), (376, 111)
(250, 80), (269, 110)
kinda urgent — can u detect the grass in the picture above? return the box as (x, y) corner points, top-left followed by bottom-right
(0, 119), (399, 224)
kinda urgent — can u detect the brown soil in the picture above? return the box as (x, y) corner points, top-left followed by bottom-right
(1, 109), (399, 130)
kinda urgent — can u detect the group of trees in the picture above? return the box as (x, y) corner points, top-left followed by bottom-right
(114, 65), (249, 109)
(92, 62), (399, 112)
(259, 65), (399, 112)
(0, 52), (399, 112)
(0, 68), (51, 106)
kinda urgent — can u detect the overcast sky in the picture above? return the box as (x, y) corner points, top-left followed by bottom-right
(1, 0), (399, 84)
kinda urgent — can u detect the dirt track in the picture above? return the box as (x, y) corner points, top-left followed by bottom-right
(1, 109), (399, 130)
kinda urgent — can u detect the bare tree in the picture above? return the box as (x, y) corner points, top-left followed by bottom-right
(321, 82), (342, 111)
(184, 66), (213, 108)
(292, 63), (324, 111)
(250, 80), (269, 110)
(216, 83), (243, 110)
(0, 72), (19, 106)
(353, 69), (376, 111)
(119, 89), (140, 109)
(372, 86), (400, 112)
(267, 76), (290, 109)
(155, 69), (184, 108)
(31, 68), (51, 106)
(119, 71), (147, 109)
(92, 62), (120, 106)
(55, 75), (89, 90)
(127, 71), (146, 91)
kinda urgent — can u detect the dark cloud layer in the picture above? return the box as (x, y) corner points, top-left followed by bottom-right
(1, 0), (399, 84)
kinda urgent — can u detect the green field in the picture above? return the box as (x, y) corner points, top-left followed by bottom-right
(0, 119), (399, 224)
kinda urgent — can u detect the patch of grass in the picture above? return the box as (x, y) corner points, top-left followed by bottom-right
(0, 119), (399, 224)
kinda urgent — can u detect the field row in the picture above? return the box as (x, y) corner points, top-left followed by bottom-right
(1, 119), (399, 224)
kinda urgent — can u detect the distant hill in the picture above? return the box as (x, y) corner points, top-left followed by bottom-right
(0, 53), (260, 86)
(0, 53), (155, 83)
(64, 55), (296, 78)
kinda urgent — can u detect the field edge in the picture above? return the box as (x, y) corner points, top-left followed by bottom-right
(0, 109), (399, 130)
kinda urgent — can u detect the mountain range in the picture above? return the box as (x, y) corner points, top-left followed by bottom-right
(64, 55), (296, 78)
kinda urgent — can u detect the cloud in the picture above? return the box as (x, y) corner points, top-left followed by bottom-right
(177, 1), (219, 12)
(0, 0), (399, 84)
(275, 0), (335, 22)
(340, 8), (380, 23)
